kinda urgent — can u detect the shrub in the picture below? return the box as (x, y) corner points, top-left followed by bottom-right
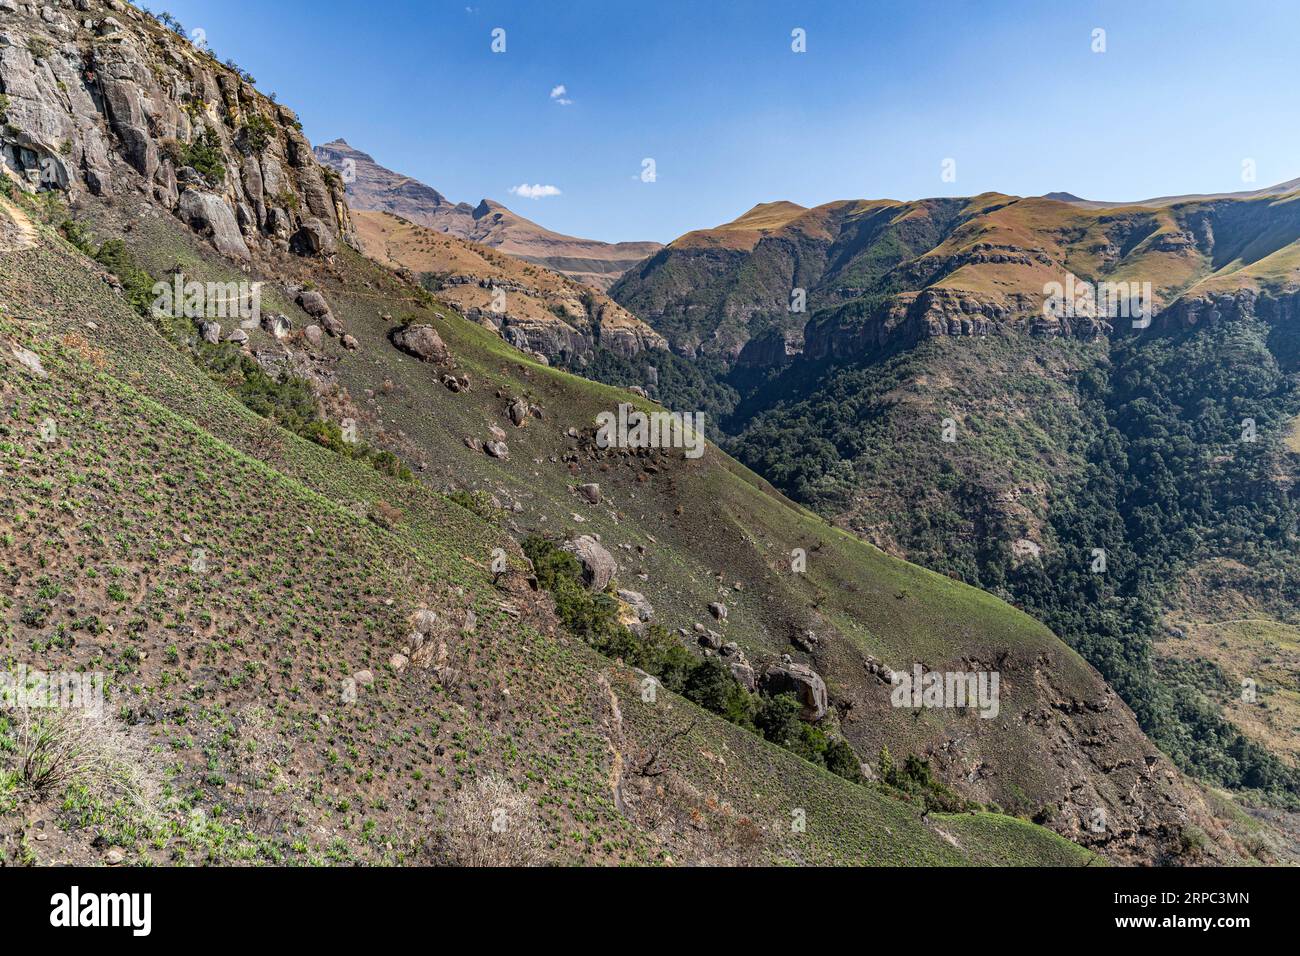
(238, 113), (275, 154)
(179, 127), (226, 185)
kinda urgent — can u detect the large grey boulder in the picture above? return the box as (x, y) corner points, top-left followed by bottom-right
(296, 289), (331, 318)
(177, 190), (250, 260)
(761, 662), (829, 721)
(562, 535), (617, 592)
(291, 217), (337, 256)
(389, 324), (449, 363)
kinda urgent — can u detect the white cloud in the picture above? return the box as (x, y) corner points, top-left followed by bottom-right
(509, 183), (562, 200)
(550, 84), (573, 106)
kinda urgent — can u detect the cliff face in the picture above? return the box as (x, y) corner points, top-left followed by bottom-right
(0, 0), (350, 260)
(613, 188), (1300, 367)
(315, 139), (661, 291)
(351, 208), (666, 362)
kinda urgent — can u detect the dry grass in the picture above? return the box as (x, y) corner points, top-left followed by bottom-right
(435, 774), (546, 866)
(5, 708), (159, 814)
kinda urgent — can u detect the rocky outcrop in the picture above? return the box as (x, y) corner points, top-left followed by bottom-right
(0, 1), (352, 259)
(178, 190), (250, 261)
(760, 661), (829, 721)
(561, 535), (617, 592)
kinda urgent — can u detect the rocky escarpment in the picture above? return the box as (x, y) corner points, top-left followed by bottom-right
(799, 287), (1113, 363)
(349, 208), (666, 364)
(1155, 287), (1300, 335)
(0, 0), (351, 260)
(615, 189), (1300, 373)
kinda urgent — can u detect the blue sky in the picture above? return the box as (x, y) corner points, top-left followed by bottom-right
(158, 0), (1300, 243)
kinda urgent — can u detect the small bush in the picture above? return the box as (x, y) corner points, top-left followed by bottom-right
(238, 113), (275, 154)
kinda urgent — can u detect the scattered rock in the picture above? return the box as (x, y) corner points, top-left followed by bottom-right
(297, 290), (331, 318)
(9, 343), (47, 379)
(199, 320), (220, 344)
(341, 333), (358, 350)
(353, 669), (375, 687)
(321, 313), (345, 337)
(105, 847), (125, 865)
(617, 589), (654, 622)
(485, 440), (509, 459)
(729, 659), (756, 691)
(708, 602), (728, 621)
(791, 630), (819, 653)
(576, 483), (601, 505)
(508, 397), (529, 426)
(304, 324), (323, 347)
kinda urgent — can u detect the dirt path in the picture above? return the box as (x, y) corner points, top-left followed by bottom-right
(0, 194), (38, 253)
(597, 675), (626, 814)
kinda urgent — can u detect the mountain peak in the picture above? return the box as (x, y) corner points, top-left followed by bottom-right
(318, 140), (661, 290)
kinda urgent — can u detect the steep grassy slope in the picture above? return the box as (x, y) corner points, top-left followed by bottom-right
(0, 180), (1119, 867)
(0, 0), (1268, 865)
(73, 188), (1240, 862)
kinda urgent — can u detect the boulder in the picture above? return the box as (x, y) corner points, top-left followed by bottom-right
(617, 589), (654, 622)
(485, 440), (509, 459)
(296, 290), (331, 318)
(199, 320), (220, 344)
(729, 659), (756, 691)
(9, 344), (47, 379)
(390, 324), (449, 363)
(508, 397), (529, 426)
(177, 191), (250, 261)
(561, 535), (617, 591)
(261, 313), (291, 339)
(761, 662), (828, 721)
(708, 602), (728, 621)
(303, 324), (323, 348)
(577, 483), (601, 505)
(291, 217), (337, 256)
(320, 313), (345, 337)
(341, 334), (358, 350)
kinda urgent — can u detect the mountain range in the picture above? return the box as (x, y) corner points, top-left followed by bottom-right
(1, 0), (1296, 869)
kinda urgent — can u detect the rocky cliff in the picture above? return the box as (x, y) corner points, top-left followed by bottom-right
(612, 188), (1300, 367)
(0, 0), (350, 260)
